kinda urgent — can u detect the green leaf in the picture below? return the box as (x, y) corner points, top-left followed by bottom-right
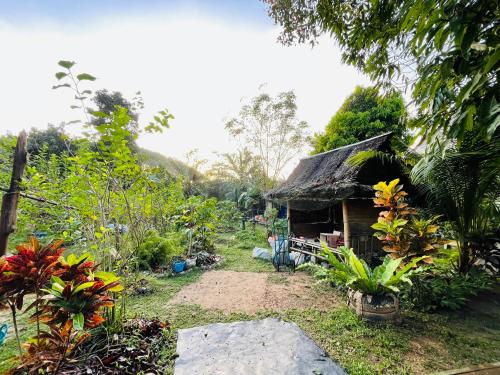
(76, 73), (96, 81)
(55, 72), (67, 80)
(464, 104), (476, 131)
(94, 271), (114, 280)
(460, 24), (477, 54)
(66, 253), (77, 265)
(483, 47), (500, 74)
(58, 60), (75, 69)
(51, 275), (65, 287)
(73, 312), (84, 330)
(348, 252), (368, 280)
(380, 257), (402, 285)
(52, 83), (71, 90)
(72, 281), (95, 295)
(108, 283), (124, 293)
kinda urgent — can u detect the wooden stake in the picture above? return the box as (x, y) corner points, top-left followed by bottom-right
(0, 131), (27, 256)
(342, 199), (350, 248)
(286, 201), (291, 235)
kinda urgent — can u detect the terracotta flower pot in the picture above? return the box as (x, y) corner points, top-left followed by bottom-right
(347, 288), (401, 324)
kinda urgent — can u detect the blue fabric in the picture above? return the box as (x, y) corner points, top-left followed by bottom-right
(0, 323), (8, 346)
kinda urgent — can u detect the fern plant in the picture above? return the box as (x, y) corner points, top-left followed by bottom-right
(322, 244), (426, 295)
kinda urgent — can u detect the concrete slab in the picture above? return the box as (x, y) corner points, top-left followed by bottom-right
(174, 318), (346, 375)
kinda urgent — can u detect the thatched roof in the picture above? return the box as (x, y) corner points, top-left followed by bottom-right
(265, 133), (396, 210)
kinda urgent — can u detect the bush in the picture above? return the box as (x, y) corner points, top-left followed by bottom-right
(216, 200), (242, 231)
(177, 196), (219, 253)
(136, 230), (184, 270)
(401, 267), (494, 312)
(322, 245), (425, 295)
(1, 237), (122, 374)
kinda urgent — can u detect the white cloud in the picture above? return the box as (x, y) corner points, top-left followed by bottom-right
(0, 13), (371, 177)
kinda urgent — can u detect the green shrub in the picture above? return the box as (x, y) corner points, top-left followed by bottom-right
(216, 200), (242, 231)
(322, 244), (426, 295)
(401, 267), (494, 312)
(177, 196), (219, 253)
(136, 230), (184, 270)
(234, 227), (267, 247)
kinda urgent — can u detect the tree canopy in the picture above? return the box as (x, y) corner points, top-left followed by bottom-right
(208, 148), (262, 189)
(311, 86), (408, 154)
(27, 125), (76, 158)
(225, 90), (309, 188)
(264, 0), (499, 146)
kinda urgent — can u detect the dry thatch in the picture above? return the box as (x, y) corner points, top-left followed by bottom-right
(265, 133), (397, 210)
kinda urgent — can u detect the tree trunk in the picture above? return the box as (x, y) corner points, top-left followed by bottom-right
(458, 240), (472, 274)
(0, 131), (27, 256)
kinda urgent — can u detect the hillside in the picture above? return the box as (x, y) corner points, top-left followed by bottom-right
(138, 148), (200, 178)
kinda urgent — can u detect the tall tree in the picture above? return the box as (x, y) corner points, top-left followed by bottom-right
(225, 90), (309, 189)
(264, 0), (499, 146)
(312, 86), (408, 154)
(208, 148), (262, 189)
(27, 124), (76, 158)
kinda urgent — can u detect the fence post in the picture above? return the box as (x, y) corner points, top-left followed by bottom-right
(0, 131), (27, 256)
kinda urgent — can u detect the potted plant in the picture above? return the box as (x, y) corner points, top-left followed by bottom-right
(322, 244), (425, 324)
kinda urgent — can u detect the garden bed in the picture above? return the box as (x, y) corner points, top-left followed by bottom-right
(1, 230), (499, 375)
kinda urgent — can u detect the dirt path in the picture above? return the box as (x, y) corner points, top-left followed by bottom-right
(169, 270), (340, 314)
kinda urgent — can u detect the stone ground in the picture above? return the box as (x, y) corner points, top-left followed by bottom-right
(168, 269), (341, 314)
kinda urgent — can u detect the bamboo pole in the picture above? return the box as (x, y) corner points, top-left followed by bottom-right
(0, 131), (27, 256)
(342, 199), (350, 248)
(286, 201), (291, 235)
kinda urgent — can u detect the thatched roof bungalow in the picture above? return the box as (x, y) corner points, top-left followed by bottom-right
(265, 133), (408, 258)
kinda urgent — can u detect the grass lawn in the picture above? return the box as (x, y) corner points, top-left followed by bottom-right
(128, 227), (500, 374)
(1, 227), (499, 375)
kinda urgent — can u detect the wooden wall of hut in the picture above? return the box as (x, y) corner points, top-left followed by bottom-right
(341, 199), (381, 235)
(341, 199), (383, 261)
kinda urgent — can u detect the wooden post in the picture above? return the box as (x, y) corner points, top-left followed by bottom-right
(342, 199), (350, 248)
(0, 131), (28, 256)
(286, 201), (291, 235)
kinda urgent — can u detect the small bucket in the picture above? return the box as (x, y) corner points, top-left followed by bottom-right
(172, 261), (186, 273)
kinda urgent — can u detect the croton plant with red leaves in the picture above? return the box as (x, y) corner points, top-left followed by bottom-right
(0, 237), (123, 375)
(4, 237), (65, 309)
(57, 252), (97, 284)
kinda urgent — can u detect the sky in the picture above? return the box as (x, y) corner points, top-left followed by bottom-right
(0, 0), (371, 176)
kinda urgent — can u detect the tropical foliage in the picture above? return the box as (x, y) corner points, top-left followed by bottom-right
(412, 134), (500, 273)
(0, 237), (122, 374)
(312, 86), (408, 154)
(403, 266), (494, 312)
(176, 196), (219, 254)
(321, 244), (425, 295)
(136, 230), (184, 270)
(372, 179), (444, 261)
(264, 0), (499, 146)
